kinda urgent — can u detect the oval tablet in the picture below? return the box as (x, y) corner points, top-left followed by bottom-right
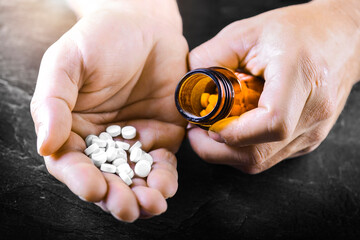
(106, 125), (121, 137)
(100, 163), (116, 173)
(99, 132), (113, 141)
(121, 126), (136, 140)
(134, 160), (151, 178)
(84, 143), (99, 156)
(119, 171), (132, 186)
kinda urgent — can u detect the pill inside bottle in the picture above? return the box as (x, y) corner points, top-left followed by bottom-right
(175, 67), (264, 129)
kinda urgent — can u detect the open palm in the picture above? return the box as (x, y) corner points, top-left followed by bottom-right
(31, 10), (188, 221)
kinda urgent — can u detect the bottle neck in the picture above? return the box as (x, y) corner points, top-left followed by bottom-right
(175, 67), (235, 129)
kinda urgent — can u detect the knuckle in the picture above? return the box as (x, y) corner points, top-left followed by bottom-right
(268, 110), (292, 141)
(308, 129), (328, 145)
(235, 146), (267, 174)
(316, 98), (336, 121)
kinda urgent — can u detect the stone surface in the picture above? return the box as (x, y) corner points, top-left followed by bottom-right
(1, 0), (360, 239)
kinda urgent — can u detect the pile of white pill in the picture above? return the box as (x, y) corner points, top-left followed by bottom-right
(83, 125), (153, 186)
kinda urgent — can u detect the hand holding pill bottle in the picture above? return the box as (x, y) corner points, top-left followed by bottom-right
(175, 67), (264, 129)
(186, 0), (360, 173)
(30, 0), (188, 222)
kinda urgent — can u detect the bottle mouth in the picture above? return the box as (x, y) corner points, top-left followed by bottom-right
(175, 69), (224, 124)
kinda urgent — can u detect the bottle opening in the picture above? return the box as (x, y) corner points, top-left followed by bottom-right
(176, 72), (219, 119)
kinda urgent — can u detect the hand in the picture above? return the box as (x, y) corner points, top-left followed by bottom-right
(30, 0), (188, 221)
(187, 0), (360, 173)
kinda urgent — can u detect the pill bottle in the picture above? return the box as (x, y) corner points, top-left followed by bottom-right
(174, 67), (264, 129)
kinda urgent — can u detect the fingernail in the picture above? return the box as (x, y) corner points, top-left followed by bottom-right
(186, 123), (196, 130)
(37, 125), (47, 155)
(79, 196), (88, 202)
(208, 131), (226, 143)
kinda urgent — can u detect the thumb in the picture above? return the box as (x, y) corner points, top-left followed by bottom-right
(209, 55), (311, 147)
(30, 38), (82, 156)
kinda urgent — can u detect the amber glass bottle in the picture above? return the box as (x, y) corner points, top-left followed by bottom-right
(175, 67), (264, 129)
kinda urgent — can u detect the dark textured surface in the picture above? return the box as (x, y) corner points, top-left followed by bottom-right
(1, 0), (360, 239)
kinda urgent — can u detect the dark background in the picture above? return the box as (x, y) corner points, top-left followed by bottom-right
(1, 0), (360, 239)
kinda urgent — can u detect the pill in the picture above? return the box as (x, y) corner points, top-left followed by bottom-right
(208, 94), (218, 105)
(134, 160), (151, 178)
(85, 135), (98, 147)
(121, 126), (136, 139)
(112, 158), (127, 166)
(100, 163), (116, 173)
(119, 171), (132, 186)
(200, 93), (210, 108)
(116, 148), (127, 160)
(105, 140), (115, 150)
(129, 140), (142, 153)
(91, 151), (107, 167)
(200, 110), (207, 117)
(106, 125), (121, 137)
(92, 138), (107, 148)
(205, 103), (215, 114)
(99, 132), (113, 141)
(84, 143), (99, 156)
(115, 141), (130, 151)
(142, 152), (153, 165)
(116, 163), (132, 175)
(130, 147), (142, 163)
(128, 169), (135, 179)
(106, 147), (117, 162)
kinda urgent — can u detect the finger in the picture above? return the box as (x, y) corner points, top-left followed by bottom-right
(209, 56), (311, 146)
(131, 186), (167, 216)
(188, 125), (296, 173)
(146, 148), (178, 199)
(31, 37), (82, 156)
(189, 20), (259, 70)
(102, 173), (140, 222)
(44, 132), (107, 202)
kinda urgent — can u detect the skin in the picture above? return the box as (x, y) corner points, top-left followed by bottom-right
(31, 0), (360, 221)
(188, 0), (360, 173)
(30, 0), (188, 222)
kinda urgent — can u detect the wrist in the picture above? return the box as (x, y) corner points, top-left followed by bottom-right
(67, 0), (182, 31)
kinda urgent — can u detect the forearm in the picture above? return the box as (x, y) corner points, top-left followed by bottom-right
(66, 0), (182, 29)
(312, 0), (360, 84)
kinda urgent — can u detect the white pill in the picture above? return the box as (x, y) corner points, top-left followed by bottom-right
(121, 126), (136, 140)
(129, 141), (142, 153)
(134, 160), (151, 178)
(128, 169), (135, 179)
(115, 148), (127, 159)
(85, 135), (98, 147)
(92, 138), (107, 147)
(115, 141), (130, 151)
(106, 147), (117, 162)
(91, 151), (107, 167)
(106, 125), (121, 137)
(119, 171), (132, 186)
(105, 140), (115, 150)
(112, 158), (127, 167)
(142, 152), (153, 165)
(99, 132), (113, 141)
(130, 147), (142, 163)
(100, 163), (116, 173)
(84, 143), (99, 156)
(116, 163), (132, 175)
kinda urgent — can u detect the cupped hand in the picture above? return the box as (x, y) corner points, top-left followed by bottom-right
(30, 5), (188, 221)
(188, 0), (360, 173)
